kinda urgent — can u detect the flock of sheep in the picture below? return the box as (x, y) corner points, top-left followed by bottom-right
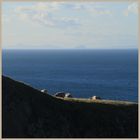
(41, 89), (101, 100)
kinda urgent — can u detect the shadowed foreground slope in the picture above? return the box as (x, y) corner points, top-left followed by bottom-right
(2, 76), (138, 138)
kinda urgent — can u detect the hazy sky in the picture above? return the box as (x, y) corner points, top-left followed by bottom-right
(2, 1), (138, 49)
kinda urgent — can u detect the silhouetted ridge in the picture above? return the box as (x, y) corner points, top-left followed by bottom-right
(2, 75), (138, 138)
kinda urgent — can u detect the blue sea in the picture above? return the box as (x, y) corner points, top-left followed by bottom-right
(2, 49), (138, 102)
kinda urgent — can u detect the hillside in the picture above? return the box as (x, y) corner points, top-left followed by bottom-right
(2, 76), (138, 138)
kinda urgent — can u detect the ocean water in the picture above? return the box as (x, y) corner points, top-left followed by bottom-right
(2, 49), (138, 102)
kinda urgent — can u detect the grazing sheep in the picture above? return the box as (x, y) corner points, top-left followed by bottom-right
(41, 89), (48, 94)
(54, 92), (66, 98)
(54, 92), (73, 98)
(91, 96), (101, 100)
(65, 93), (73, 98)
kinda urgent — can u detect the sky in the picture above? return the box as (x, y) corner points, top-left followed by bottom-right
(2, 1), (138, 49)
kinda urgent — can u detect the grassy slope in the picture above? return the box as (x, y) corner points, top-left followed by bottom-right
(2, 76), (138, 138)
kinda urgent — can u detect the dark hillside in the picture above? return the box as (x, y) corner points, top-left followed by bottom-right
(2, 76), (138, 138)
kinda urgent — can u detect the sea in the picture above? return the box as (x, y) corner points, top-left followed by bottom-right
(2, 49), (138, 102)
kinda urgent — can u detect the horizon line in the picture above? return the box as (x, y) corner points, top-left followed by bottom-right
(2, 48), (138, 50)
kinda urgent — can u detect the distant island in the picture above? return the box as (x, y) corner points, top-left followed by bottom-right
(2, 75), (138, 138)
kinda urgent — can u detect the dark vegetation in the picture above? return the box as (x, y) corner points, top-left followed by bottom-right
(2, 75), (138, 138)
